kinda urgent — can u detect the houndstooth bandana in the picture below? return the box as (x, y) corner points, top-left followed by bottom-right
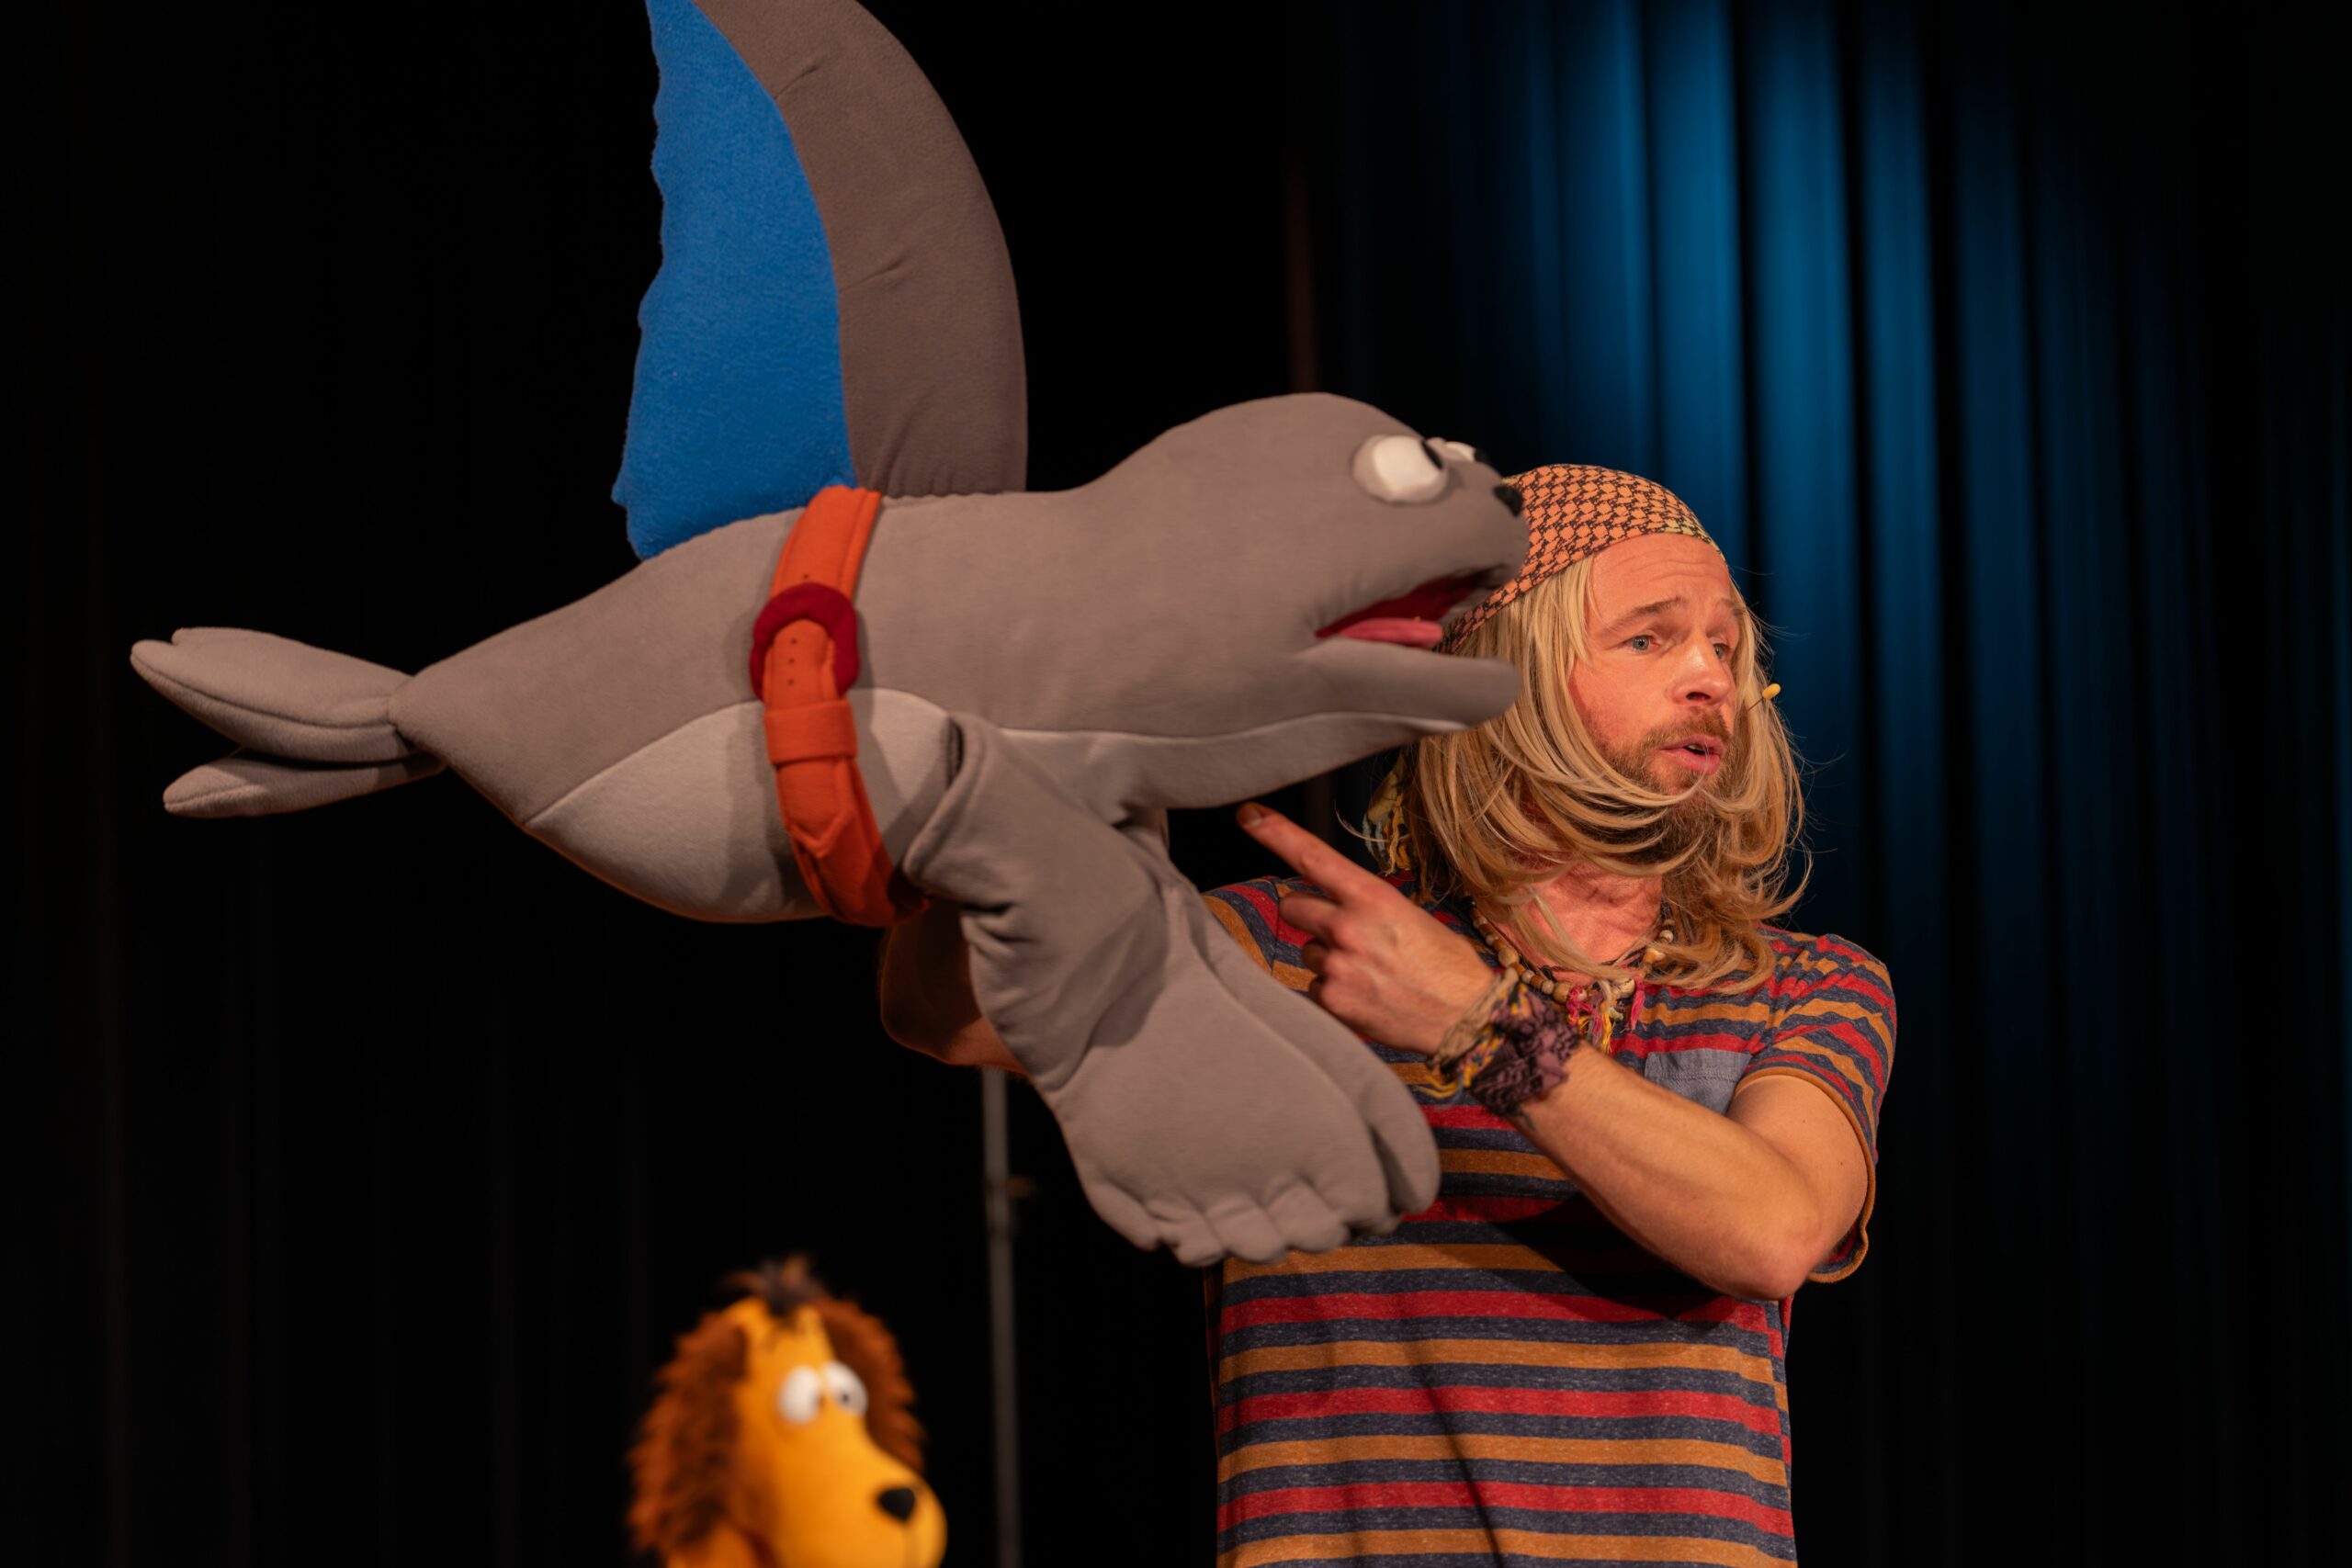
(1440, 464), (1718, 651)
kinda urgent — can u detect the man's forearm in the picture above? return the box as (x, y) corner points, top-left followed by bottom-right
(1509, 1050), (1851, 1301)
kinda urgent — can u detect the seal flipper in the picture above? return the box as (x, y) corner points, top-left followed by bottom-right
(616, 0), (1027, 562)
(696, 0), (1025, 498)
(900, 714), (1436, 1263)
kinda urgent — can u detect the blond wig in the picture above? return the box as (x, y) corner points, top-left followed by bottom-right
(1374, 556), (1806, 992)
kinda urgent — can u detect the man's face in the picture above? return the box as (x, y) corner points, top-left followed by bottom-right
(1565, 533), (1744, 799)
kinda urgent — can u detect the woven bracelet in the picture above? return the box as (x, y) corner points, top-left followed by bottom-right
(1430, 972), (1516, 1087)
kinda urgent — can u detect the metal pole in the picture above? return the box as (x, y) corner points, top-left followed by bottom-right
(981, 1069), (1022, 1568)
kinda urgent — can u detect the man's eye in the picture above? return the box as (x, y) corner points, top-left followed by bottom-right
(1627, 635), (1656, 652)
(1713, 642), (1733, 660)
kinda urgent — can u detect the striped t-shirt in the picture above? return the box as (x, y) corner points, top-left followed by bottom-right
(1202, 875), (1895, 1568)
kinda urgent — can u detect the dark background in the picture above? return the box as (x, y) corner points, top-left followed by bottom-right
(22, 2), (2346, 1565)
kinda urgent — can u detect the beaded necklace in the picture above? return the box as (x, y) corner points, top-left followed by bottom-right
(1466, 902), (1673, 1049)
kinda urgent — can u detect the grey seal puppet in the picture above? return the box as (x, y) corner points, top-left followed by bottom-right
(129, 0), (1529, 1266)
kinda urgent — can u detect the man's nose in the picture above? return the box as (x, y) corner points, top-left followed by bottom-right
(1679, 649), (1733, 705)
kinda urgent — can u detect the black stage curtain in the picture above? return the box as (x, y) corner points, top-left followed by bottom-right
(23, 4), (2345, 1566)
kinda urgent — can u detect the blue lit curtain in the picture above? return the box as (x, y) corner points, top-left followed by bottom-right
(1296, 1), (2346, 1560)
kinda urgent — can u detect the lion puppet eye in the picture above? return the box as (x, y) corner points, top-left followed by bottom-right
(778, 1365), (824, 1425)
(1352, 433), (1450, 504)
(823, 1360), (869, 1416)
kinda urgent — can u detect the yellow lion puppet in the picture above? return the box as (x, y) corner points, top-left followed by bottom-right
(630, 1258), (944, 1568)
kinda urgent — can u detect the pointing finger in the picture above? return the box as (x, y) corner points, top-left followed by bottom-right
(1236, 803), (1396, 906)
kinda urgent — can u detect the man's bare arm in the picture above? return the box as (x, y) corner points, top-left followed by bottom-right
(876, 898), (1023, 1072)
(1505, 1053), (1866, 1301)
(1238, 802), (1867, 1301)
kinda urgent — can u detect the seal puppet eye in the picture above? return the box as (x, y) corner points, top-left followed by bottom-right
(1352, 434), (1450, 504)
(778, 1364), (824, 1425)
(823, 1359), (869, 1416)
(1436, 438), (1491, 468)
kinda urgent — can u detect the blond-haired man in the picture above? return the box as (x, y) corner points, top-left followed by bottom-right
(883, 466), (1894, 1566)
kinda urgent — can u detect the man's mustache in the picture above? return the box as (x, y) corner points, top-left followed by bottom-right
(1638, 714), (1735, 752)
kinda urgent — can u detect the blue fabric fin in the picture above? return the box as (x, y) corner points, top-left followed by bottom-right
(615, 0), (854, 559)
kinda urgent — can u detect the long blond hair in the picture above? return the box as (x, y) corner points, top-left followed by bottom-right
(1374, 556), (1806, 992)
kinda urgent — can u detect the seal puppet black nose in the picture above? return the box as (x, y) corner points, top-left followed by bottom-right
(1495, 483), (1525, 515)
(876, 1485), (919, 1522)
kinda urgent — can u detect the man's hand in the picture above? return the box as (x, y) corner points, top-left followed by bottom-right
(1236, 801), (1495, 1054)
(876, 899), (1024, 1073)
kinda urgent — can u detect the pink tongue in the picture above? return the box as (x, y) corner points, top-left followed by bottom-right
(1335, 617), (1445, 649)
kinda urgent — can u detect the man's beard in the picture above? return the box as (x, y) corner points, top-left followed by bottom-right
(1586, 718), (1736, 866)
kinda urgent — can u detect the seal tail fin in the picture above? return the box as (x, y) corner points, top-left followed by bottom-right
(129, 627), (443, 817)
(159, 748), (447, 818)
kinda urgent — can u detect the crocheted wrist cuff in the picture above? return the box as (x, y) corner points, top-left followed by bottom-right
(1447, 980), (1585, 1116)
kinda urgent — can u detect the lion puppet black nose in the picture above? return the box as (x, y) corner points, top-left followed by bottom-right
(876, 1485), (919, 1522)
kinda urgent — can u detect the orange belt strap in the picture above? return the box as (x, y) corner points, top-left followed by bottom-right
(747, 485), (927, 927)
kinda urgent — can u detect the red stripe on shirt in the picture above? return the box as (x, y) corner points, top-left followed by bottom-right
(1223, 882), (1316, 948)
(1225, 1481), (1795, 1533)
(1221, 1290), (1762, 1330)
(1219, 1385), (1785, 1438)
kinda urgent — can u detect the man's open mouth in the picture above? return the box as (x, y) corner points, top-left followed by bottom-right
(1663, 736), (1726, 774)
(1316, 570), (1505, 649)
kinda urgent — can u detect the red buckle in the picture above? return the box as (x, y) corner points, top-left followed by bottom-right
(749, 583), (861, 698)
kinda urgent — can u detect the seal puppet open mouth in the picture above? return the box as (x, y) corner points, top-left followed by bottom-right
(1317, 568), (1510, 649)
